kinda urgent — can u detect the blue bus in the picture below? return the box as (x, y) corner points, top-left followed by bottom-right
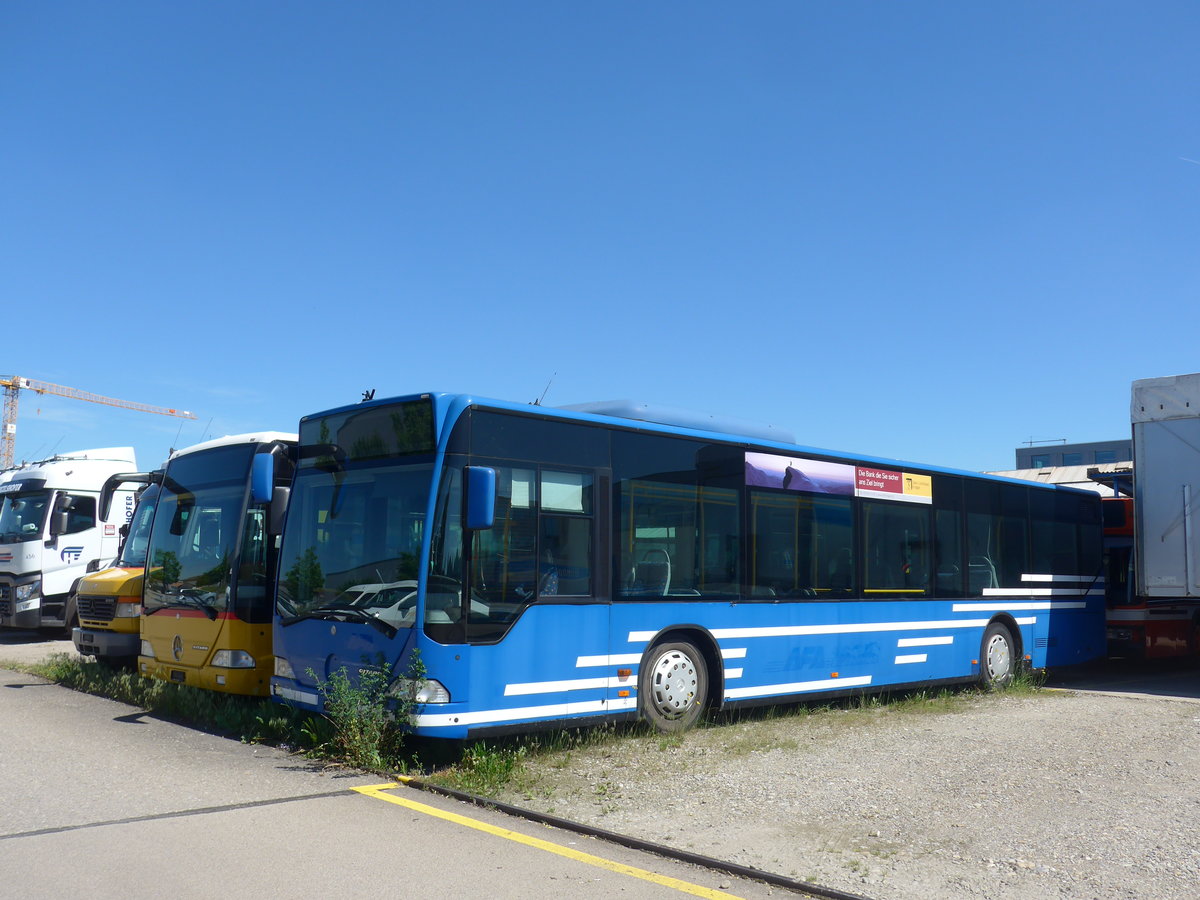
(270, 393), (1105, 738)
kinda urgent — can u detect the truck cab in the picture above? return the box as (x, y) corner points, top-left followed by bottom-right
(0, 448), (138, 632)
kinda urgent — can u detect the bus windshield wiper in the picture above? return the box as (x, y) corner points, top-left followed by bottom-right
(284, 604), (396, 637)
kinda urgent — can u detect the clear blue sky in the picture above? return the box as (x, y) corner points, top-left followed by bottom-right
(3, 3), (1197, 474)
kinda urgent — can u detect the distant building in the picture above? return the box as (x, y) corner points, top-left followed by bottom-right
(1014, 439), (1131, 470)
(987, 462), (1132, 497)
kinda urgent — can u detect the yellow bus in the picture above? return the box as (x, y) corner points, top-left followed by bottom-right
(139, 432), (296, 695)
(72, 474), (161, 665)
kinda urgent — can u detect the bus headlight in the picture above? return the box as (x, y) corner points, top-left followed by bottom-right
(274, 656), (296, 680)
(140, 640), (156, 658)
(392, 678), (451, 704)
(212, 650), (256, 669)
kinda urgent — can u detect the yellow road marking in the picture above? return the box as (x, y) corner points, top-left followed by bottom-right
(352, 783), (743, 899)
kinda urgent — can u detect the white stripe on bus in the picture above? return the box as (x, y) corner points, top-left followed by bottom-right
(574, 646), (748, 668)
(897, 636), (954, 647)
(957, 601), (1086, 611)
(575, 653), (642, 667)
(414, 697), (639, 729)
(980, 589), (1095, 599)
(724, 675), (872, 700)
(505, 675), (633, 696)
(631, 618), (992, 643)
(1021, 574), (1097, 582)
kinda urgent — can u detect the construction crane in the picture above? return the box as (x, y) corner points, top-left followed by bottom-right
(0, 375), (197, 469)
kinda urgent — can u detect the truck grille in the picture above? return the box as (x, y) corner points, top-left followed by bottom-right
(77, 596), (117, 621)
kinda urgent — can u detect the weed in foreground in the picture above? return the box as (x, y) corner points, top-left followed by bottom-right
(304, 650), (436, 773)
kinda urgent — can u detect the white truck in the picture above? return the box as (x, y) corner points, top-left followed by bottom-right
(1132, 373), (1200, 602)
(0, 448), (139, 633)
(1105, 373), (1200, 657)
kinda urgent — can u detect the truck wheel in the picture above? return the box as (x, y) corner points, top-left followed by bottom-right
(979, 622), (1015, 688)
(638, 641), (708, 733)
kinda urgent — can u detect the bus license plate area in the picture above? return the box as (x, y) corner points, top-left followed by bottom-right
(170, 670), (186, 683)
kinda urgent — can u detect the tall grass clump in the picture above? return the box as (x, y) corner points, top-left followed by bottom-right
(304, 653), (427, 772)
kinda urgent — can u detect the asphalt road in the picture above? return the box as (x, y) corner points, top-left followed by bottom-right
(0, 632), (783, 900)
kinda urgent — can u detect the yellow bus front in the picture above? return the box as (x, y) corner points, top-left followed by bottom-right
(137, 435), (294, 697)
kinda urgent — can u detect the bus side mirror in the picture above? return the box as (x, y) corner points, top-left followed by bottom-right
(465, 467), (496, 530)
(252, 453), (274, 504)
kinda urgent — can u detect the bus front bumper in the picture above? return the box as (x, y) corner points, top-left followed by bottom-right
(270, 677), (322, 711)
(73, 627), (140, 659)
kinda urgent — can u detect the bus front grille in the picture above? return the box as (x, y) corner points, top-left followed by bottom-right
(77, 596), (116, 621)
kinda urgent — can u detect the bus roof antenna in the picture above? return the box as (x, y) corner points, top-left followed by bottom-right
(533, 373), (556, 407)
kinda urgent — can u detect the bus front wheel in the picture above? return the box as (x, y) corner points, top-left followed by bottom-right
(639, 641), (708, 733)
(980, 622), (1015, 688)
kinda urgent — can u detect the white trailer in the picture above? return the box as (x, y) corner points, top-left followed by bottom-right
(1132, 374), (1200, 601)
(0, 448), (139, 632)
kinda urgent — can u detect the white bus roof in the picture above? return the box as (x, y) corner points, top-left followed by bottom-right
(168, 432), (298, 460)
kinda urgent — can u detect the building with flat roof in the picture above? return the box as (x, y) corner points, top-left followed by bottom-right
(1014, 439), (1131, 470)
(987, 461), (1133, 497)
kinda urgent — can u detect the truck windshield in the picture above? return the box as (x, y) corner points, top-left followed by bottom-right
(276, 462), (433, 630)
(0, 490), (50, 543)
(116, 485), (160, 568)
(143, 445), (255, 617)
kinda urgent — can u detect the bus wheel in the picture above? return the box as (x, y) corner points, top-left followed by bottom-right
(639, 641), (708, 732)
(980, 622), (1015, 688)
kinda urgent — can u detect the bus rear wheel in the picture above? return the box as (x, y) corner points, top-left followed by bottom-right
(639, 641), (708, 733)
(980, 622), (1015, 688)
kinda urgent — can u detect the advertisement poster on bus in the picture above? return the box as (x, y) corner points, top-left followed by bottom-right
(745, 452), (932, 504)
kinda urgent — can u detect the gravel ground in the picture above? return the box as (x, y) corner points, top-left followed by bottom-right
(489, 684), (1200, 900)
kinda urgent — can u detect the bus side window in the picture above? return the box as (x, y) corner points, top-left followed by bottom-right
(619, 480), (738, 598)
(862, 501), (931, 597)
(748, 490), (853, 600)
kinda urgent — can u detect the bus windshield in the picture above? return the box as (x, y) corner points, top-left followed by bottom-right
(143, 445), (255, 617)
(116, 484), (160, 568)
(276, 462), (433, 631)
(0, 490), (50, 543)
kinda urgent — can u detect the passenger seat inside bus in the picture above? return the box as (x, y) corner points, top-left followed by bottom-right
(968, 556), (999, 593)
(634, 549), (672, 595)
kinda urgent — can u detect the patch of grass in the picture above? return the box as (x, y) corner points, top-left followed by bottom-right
(433, 741), (530, 796)
(426, 722), (637, 796)
(1007, 665), (1048, 693)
